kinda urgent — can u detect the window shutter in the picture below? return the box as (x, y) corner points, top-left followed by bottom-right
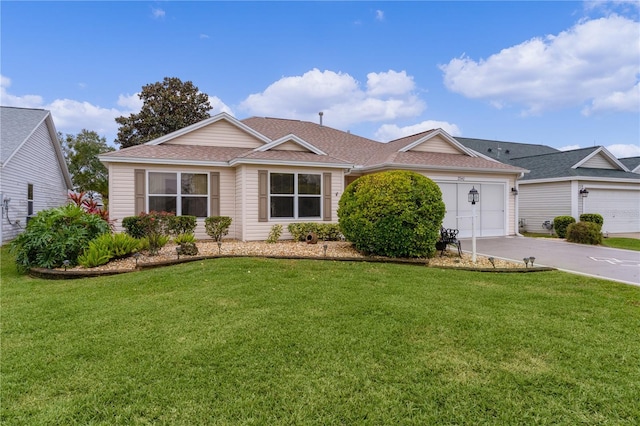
(258, 170), (268, 222)
(134, 169), (146, 214)
(210, 172), (220, 217)
(323, 172), (332, 221)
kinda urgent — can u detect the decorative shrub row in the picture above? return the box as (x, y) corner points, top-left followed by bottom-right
(122, 212), (196, 239)
(10, 204), (111, 272)
(287, 223), (343, 241)
(338, 170), (445, 258)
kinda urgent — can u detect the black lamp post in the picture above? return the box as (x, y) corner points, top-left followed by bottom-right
(468, 186), (479, 262)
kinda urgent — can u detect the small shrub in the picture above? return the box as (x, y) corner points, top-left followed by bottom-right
(287, 223), (342, 241)
(122, 216), (146, 239)
(78, 238), (113, 268)
(174, 233), (196, 245)
(553, 216), (576, 239)
(178, 242), (199, 256)
(109, 233), (142, 259)
(267, 224), (283, 243)
(580, 213), (604, 230)
(338, 170), (445, 258)
(10, 204), (110, 272)
(566, 221), (602, 245)
(167, 215), (197, 236)
(205, 216), (232, 241)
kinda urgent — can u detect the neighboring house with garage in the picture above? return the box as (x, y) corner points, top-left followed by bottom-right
(457, 137), (640, 235)
(0, 106), (73, 245)
(99, 113), (526, 241)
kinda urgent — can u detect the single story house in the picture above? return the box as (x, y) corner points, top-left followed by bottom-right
(456, 137), (640, 235)
(99, 113), (526, 241)
(0, 106), (73, 245)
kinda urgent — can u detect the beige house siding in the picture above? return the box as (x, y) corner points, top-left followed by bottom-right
(410, 135), (463, 154)
(272, 140), (309, 152)
(518, 181), (572, 233)
(164, 120), (264, 148)
(240, 165), (344, 241)
(108, 163), (239, 240)
(581, 154), (617, 169)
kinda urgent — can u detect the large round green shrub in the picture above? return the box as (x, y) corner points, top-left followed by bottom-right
(566, 221), (602, 245)
(338, 170), (445, 258)
(553, 215), (576, 239)
(580, 213), (604, 230)
(10, 204), (110, 272)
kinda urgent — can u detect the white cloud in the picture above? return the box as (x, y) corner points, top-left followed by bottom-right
(582, 82), (640, 115)
(375, 10), (384, 21)
(440, 15), (640, 115)
(238, 68), (425, 130)
(151, 8), (165, 19)
(0, 75), (43, 107)
(605, 143), (640, 158)
(558, 144), (582, 151)
(366, 70), (415, 96)
(117, 93), (143, 110)
(374, 120), (462, 142)
(200, 34), (210, 39)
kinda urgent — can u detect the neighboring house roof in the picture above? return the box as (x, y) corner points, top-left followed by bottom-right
(509, 146), (640, 182)
(455, 137), (560, 164)
(0, 106), (73, 188)
(619, 156), (640, 173)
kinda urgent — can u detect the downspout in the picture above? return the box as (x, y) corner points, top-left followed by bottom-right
(515, 172), (524, 237)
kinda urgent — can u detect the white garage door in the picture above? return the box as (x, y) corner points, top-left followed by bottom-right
(437, 182), (506, 238)
(586, 189), (640, 234)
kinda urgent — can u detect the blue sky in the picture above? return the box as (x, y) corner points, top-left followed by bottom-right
(2, 1), (639, 157)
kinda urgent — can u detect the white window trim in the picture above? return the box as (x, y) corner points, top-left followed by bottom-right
(146, 170), (210, 217)
(269, 172), (322, 220)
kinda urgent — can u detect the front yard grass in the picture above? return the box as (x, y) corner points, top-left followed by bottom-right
(601, 237), (640, 251)
(2, 246), (639, 424)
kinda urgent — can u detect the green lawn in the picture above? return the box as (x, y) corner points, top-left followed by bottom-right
(602, 237), (640, 251)
(2, 247), (639, 425)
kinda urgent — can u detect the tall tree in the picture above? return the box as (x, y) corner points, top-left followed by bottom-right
(114, 77), (212, 148)
(60, 130), (114, 197)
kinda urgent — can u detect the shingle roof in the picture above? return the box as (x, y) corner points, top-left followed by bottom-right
(1, 106), (50, 164)
(242, 117), (525, 173)
(510, 147), (640, 181)
(619, 156), (640, 172)
(455, 136), (559, 164)
(241, 116), (381, 165)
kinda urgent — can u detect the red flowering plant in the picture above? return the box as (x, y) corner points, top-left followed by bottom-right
(68, 191), (113, 230)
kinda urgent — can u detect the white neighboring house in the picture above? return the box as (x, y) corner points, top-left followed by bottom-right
(0, 106), (73, 245)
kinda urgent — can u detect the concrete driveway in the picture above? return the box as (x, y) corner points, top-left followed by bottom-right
(459, 236), (640, 287)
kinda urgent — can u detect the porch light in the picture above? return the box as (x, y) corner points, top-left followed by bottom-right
(511, 187), (518, 196)
(468, 186), (479, 205)
(579, 188), (589, 198)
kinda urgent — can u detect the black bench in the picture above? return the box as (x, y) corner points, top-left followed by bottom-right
(436, 227), (462, 257)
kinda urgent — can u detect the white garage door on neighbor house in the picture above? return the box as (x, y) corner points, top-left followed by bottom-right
(585, 188), (640, 234)
(437, 182), (506, 238)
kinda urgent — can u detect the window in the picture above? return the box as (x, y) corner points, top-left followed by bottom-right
(148, 172), (208, 217)
(27, 183), (34, 223)
(270, 173), (321, 218)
